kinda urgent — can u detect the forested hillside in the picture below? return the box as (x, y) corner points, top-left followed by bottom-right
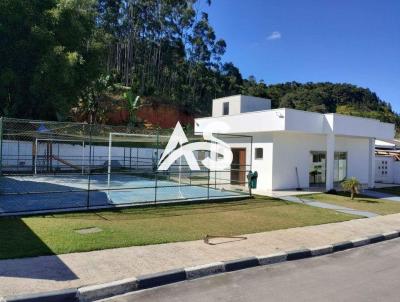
(244, 80), (399, 126)
(1, 0), (398, 129)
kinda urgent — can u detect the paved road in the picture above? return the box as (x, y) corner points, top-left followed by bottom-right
(106, 238), (400, 302)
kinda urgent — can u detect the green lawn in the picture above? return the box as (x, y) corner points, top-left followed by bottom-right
(304, 192), (400, 215)
(0, 196), (357, 259)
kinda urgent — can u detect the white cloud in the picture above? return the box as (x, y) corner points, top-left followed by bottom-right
(267, 31), (282, 40)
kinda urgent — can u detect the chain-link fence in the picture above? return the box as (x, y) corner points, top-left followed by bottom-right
(0, 117), (252, 215)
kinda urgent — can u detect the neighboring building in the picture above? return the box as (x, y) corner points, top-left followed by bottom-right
(375, 139), (400, 184)
(195, 95), (395, 193)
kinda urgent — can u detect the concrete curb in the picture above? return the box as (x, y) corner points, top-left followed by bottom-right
(286, 249), (312, 260)
(257, 252), (287, 265)
(2, 230), (399, 302)
(224, 257), (259, 272)
(137, 269), (187, 290)
(77, 278), (138, 302)
(3, 288), (78, 302)
(351, 237), (370, 247)
(332, 241), (353, 252)
(368, 234), (386, 244)
(310, 245), (333, 256)
(185, 262), (225, 280)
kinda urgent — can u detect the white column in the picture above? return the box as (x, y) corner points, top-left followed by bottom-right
(326, 133), (335, 191)
(368, 138), (375, 188)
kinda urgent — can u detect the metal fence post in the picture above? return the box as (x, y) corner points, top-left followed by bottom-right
(154, 131), (159, 205)
(129, 147), (132, 169)
(0, 117), (3, 176)
(249, 136), (253, 196)
(86, 123), (93, 209)
(207, 169), (210, 200)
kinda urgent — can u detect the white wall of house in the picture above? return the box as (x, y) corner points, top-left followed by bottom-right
(271, 132), (325, 190)
(373, 155), (400, 184)
(196, 131), (373, 193)
(338, 136), (370, 184)
(195, 95), (395, 192)
(211, 95), (271, 117)
(249, 133), (371, 192)
(207, 136), (253, 191)
(198, 108), (394, 141)
(375, 156), (394, 183)
(394, 162), (400, 184)
(252, 133), (274, 190)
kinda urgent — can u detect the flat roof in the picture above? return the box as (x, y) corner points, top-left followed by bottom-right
(195, 108), (395, 140)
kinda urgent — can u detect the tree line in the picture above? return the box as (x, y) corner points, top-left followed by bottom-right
(1, 0), (399, 129)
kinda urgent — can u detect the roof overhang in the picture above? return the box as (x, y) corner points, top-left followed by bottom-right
(195, 108), (395, 140)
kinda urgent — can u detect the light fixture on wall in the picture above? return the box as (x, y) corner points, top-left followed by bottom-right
(275, 112), (284, 118)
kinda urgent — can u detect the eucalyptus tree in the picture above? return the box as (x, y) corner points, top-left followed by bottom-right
(0, 0), (105, 120)
(100, 0), (228, 113)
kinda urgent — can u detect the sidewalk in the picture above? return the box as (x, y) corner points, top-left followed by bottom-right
(279, 195), (379, 218)
(1, 213), (400, 297)
(363, 189), (400, 202)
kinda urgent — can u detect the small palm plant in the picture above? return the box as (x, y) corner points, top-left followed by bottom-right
(341, 177), (361, 200)
(124, 90), (141, 127)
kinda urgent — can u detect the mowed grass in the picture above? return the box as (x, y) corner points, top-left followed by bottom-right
(0, 196), (357, 259)
(305, 192), (400, 215)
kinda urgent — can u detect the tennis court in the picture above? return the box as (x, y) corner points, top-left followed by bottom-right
(0, 173), (246, 214)
(0, 118), (252, 215)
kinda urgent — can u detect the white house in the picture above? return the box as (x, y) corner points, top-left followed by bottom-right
(374, 139), (400, 184)
(195, 95), (395, 193)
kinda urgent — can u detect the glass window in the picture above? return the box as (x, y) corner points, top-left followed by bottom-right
(310, 151), (347, 185)
(310, 152), (326, 185)
(334, 152), (347, 182)
(223, 102), (229, 115)
(255, 148), (263, 159)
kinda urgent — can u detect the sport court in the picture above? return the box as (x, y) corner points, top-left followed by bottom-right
(0, 118), (251, 215)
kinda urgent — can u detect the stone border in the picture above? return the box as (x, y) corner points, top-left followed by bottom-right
(2, 230), (399, 302)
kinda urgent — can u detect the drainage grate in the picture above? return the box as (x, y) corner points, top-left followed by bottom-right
(74, 227), (103, 234)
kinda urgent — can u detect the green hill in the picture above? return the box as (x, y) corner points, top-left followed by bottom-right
(240, 80), (399, 131)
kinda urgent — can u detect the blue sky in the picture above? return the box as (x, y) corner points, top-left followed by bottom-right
(203, 0), (400, 111)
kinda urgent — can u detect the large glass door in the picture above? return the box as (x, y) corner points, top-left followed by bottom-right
(334, 152), (347, 183)
(310, 152), (326, 186)
(309, 151), (347, 187)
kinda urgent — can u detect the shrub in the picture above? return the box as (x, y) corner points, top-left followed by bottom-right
(341, 177), (361, 200)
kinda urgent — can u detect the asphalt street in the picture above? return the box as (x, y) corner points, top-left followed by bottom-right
(104, 238), (400, 302)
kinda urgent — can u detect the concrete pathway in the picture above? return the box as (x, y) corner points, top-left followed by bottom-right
(255, 188), (325, 198)
(362, 189), (400, 202)
(2, 213), (400, 297)
(280, 195), (379, 218)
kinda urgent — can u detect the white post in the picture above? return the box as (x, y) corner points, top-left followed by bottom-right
(136, 148), (139, 169)
(34, 138), (38, 175)
(81, 141), (85, 175)
(368, 138), (375, 188)
(326, 132), (335, 191)
(107, 133), (112, 198)
(178, 155), (183, 198)
(178, 156), (182, 185)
